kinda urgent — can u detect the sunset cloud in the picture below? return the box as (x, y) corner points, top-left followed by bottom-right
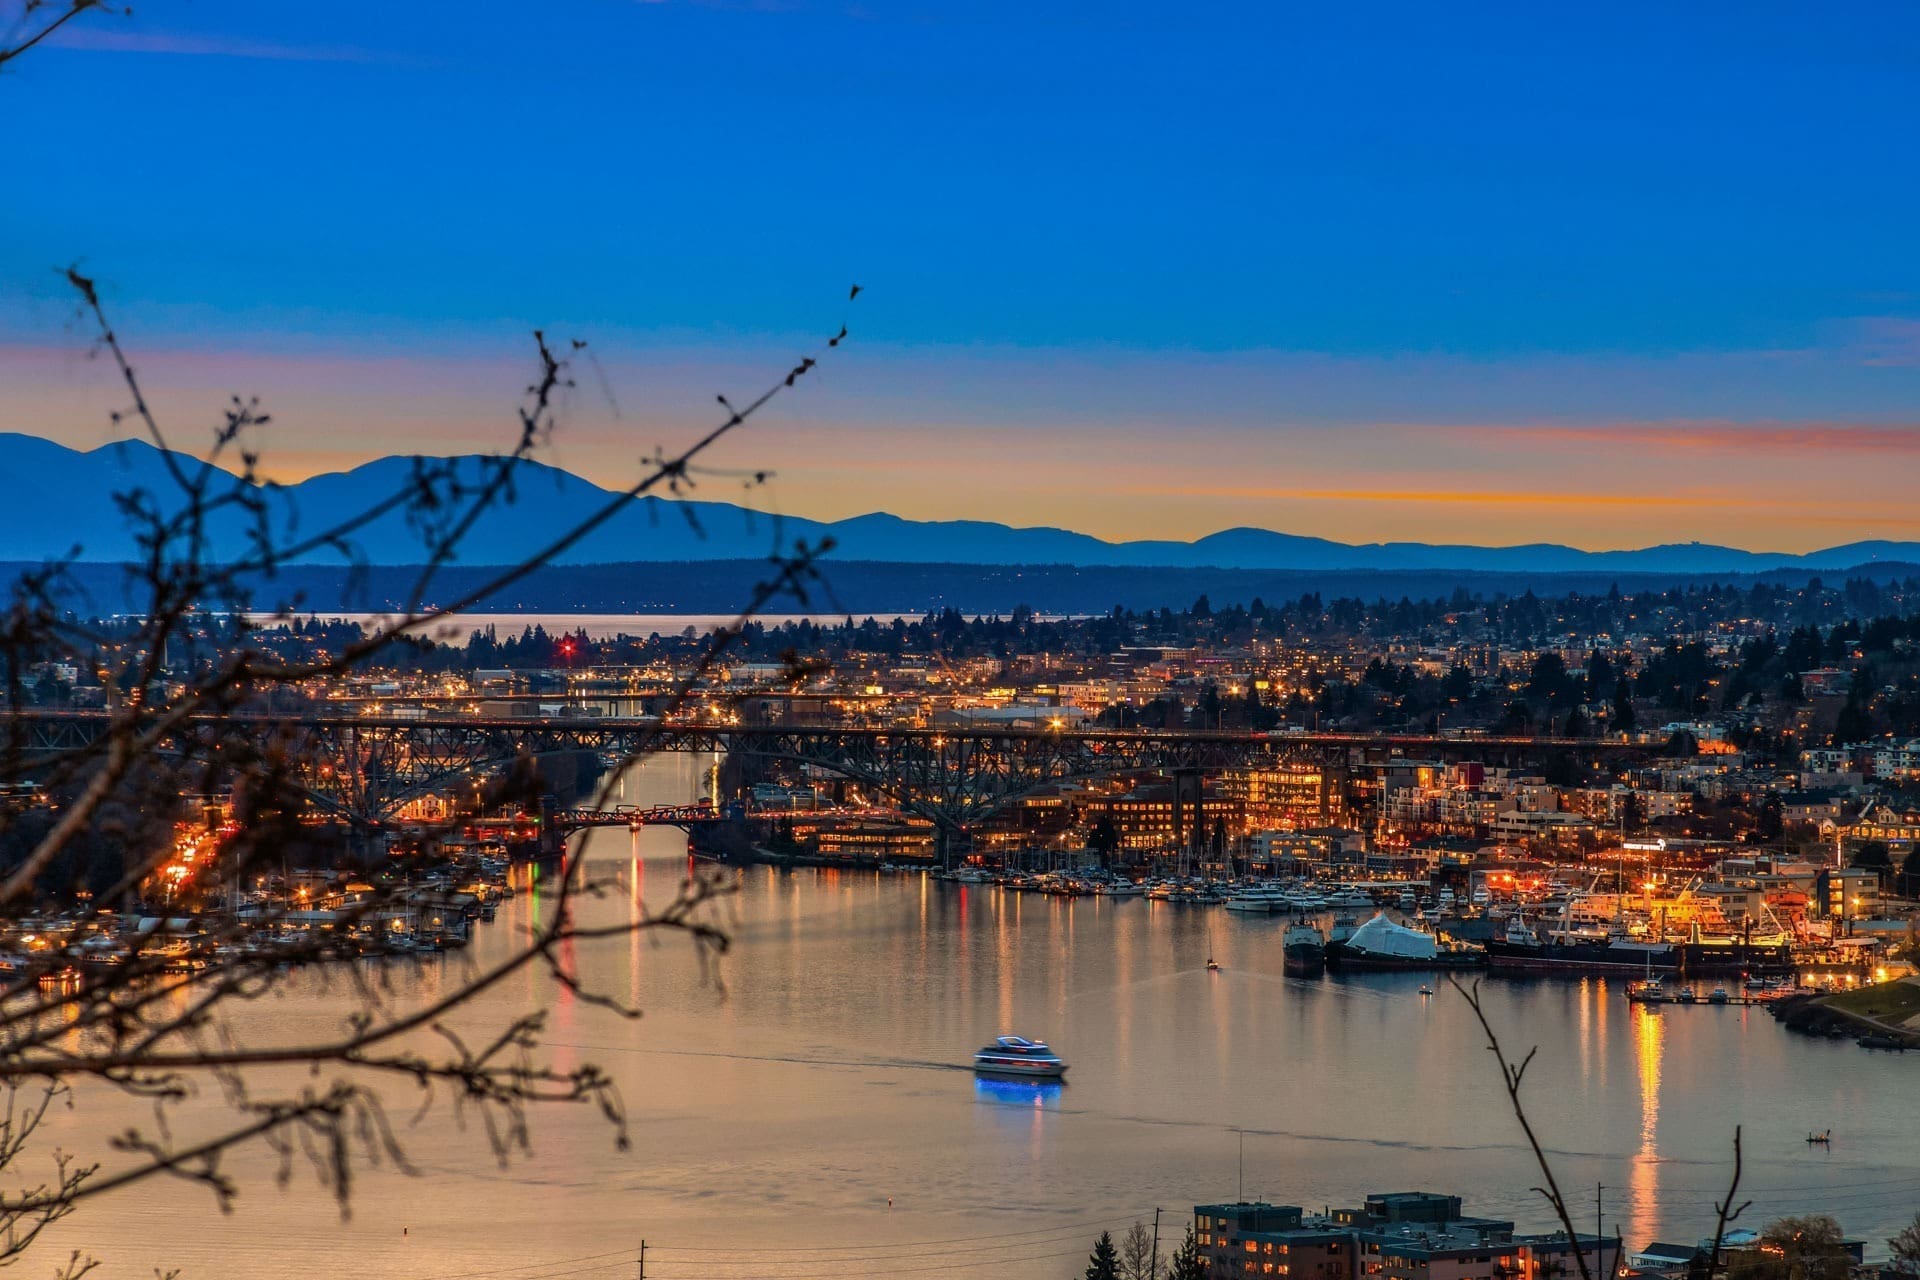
(1463, 422), (1920, 454)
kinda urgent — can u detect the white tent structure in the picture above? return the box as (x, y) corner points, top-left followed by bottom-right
(1342, 913), (1439, 962)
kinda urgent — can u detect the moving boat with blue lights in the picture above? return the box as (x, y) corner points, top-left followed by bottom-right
(972, 1035), (1069, 1079)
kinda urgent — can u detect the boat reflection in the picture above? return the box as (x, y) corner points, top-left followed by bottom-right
(973, 1076), (1066, 1110)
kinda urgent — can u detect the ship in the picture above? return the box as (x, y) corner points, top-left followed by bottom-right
(1282, 923), (1325, 976)
(972, 1034), (1069, 1079)
(1486, 917), (1793, 977)
(1325, 913), (1485, 971)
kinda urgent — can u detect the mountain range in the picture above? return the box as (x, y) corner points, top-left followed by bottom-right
(5, 431), (1917, 575)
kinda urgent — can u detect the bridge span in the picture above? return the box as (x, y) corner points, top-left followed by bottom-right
(10, 709), (1651, 833)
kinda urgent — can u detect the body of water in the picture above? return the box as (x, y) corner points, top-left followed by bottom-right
(40, 755), (1920, 1278)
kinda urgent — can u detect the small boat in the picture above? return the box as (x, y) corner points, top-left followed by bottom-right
(1806, 1129), (1833, 1144)
(1857, 1033), (1908, 1052)
(972, 1035), (1069, 1079)
(1672, 988), (1698, 1005)
(1417, 985), (1434, 996)
(1708, 987), (1731, 1004)
(1207, 956), (1221, 972)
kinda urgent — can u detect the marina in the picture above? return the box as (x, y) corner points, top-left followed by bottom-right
(17, 762), (1920, 1280)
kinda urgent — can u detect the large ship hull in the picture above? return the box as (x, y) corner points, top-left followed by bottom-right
(1486, 940), (1793, 976)
(1282, 943), (1325, 976)
(1326, 945), (1484, 971)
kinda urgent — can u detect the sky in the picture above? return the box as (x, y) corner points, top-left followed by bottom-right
(3, 0), (1919, 553)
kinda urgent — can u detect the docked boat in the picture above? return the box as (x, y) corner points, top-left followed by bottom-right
(1327, 913), (1484, 971)
(972, 1035), (1069, 1078)
(1224, 886), (1285, 914)
(1282, 923), (1325, 976)
(1486, 914), (1792, 977)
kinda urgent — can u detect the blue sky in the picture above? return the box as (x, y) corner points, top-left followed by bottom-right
(4, 1), (1918, 550)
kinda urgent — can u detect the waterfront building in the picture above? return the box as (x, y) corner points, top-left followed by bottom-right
(1196, 1194), (1618, 1280)
(1220, 764), (1345, 830)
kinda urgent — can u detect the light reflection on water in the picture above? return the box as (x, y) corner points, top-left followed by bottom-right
(32, 755), (1920, 1278)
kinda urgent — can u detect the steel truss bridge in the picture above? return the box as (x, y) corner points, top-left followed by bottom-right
(11, 710), (1647, 835)
(546, 804), (727, 832)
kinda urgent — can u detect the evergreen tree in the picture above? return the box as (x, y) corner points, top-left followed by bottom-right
(1611, 678), (1637, 732)
(1085, 1230), (1121, 1280)
(1165, 1227), (1207, 1280)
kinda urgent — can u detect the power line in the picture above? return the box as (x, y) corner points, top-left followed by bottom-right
(643, 1211), (1145, 1255)
(644, 1243), (1097, 1278)
(409, 1250), (637, 1280)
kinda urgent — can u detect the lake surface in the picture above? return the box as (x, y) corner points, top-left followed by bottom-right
(41, 754), (1920, 1279)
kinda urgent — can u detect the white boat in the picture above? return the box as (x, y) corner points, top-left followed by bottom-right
(972, 1035), (1069, 1078)
(1224, 887), (1285, 914)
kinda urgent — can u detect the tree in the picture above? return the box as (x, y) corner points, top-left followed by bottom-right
(1889, 1211), (1920, 1276)
(1085, 1229), (1121, 1280)
(1902, 845), (1920, 900)
(1119, 1221), (1159, 1280)
(1729, 1216), (1850, 1280)
(1850, 841), (1892, 879)
(1611, 678), (1637, 733)
(0, 19), (859, 1259)
(1165, 1226), (1207, 1280)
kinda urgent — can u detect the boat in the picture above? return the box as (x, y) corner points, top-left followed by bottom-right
(1206, 924), (1221, 972)
(1708, 987), (1731, 1004)
(1857, 1034), (1909, 1052)
(972, 1035), (1069, 1078)
(1417, 985), (1434, 996)
(1224, 886), (1285, 914)
(1807, 1129), (1833, 1144)
(1672, 988), (1698, 1005)
(1326, 913), (1484, 971)
(1282, 923), (1325, 976)
(1487, 933), (1792, 977)
(1628, 979), (1668, 1004)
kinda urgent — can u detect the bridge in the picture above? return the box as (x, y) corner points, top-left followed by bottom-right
(10, 709), (1650, 837)
(546, 803), (729, 832)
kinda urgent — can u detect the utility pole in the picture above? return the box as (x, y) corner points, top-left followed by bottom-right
(1238, 1129), (1245, 1203)
(1151, 1207), (1162, 1280)
(1594, 1184), (1604, 1253)
(638, 1240), (646, 1280)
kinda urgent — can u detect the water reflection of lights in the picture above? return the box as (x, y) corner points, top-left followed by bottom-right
(973, 1077), (1065, 1110)
(1629, 1004), (1665, 1247)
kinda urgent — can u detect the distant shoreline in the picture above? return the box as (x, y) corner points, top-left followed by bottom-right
(15, 556), (1918, 618)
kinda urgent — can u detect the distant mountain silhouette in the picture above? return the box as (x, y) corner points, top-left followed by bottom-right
(5, 431), (1917, 574)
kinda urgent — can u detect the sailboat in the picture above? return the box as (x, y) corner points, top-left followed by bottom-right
(1206, 924), (1221, 972)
